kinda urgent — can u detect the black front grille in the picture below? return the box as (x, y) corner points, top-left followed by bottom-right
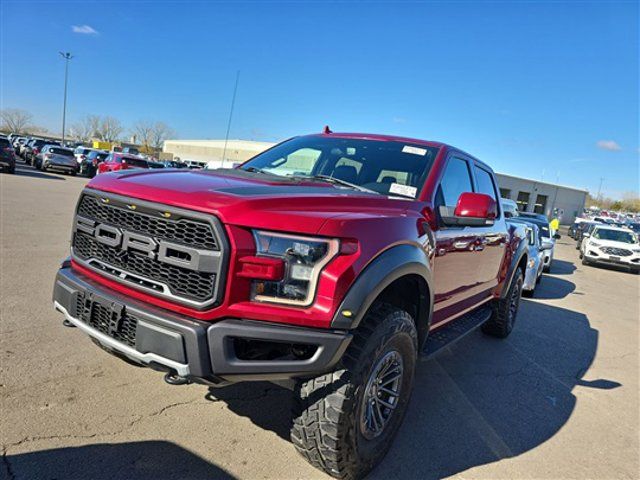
(75, 293), (138, 347)
(77, 194), (218, 250)
(601, 247), (632, 257)
(72, 192), (228, 307)
(74, 232), (215, 302)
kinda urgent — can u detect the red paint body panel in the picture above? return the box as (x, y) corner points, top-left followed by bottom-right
(70, 133), (522, 332)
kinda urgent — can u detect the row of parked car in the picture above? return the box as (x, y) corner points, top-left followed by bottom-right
(3, 133), (197, 177)
(501, 198), (561, 297)
(569, 217), (640, 274)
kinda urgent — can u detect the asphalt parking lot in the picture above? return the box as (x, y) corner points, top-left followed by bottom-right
(1, 161), (639, 480)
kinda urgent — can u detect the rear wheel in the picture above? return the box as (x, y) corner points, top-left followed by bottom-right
(291, 303), (418, 479)
(482, 269), (523, 338)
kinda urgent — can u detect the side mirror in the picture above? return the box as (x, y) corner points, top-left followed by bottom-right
(440, 192), (497, 227)
(553, 233), (561, 239)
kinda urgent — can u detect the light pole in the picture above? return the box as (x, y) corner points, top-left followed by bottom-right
(59, 52), (73, 146)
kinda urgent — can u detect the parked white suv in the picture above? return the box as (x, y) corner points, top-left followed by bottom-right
(580, 226), (640, 274)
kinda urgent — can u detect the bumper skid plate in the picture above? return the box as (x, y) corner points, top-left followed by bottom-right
(53, 267), (352, 382)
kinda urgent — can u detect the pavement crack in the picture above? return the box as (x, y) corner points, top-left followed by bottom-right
(2, 447), (16, 480)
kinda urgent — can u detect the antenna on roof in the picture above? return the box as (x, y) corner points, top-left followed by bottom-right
(221, 70), (240, 168)
(323, 125), (332, 134)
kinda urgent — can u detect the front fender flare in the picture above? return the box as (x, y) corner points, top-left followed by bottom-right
(331, 244), (434, 332)
(501, 237), (528, 298)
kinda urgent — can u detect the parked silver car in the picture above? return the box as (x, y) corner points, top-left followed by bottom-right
(39, 146), (78, 175)
(508, 219), (546, 296)
(517, 213), (561, 272)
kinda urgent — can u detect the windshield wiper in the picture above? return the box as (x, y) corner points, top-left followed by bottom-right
(243, 166), (269, 174)
(291, 174), (378, 194)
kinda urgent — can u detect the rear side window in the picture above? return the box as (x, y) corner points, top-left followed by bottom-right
(474, 166), (498, 201)
(437, 157), (473, 207)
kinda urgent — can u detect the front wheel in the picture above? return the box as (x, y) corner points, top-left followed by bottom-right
(291, 303), (418, 479)
(482, 269), (523, 338)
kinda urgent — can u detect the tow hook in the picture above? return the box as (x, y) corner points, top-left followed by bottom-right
(62, 319), (76, 328)
(164, 372), (191, 386)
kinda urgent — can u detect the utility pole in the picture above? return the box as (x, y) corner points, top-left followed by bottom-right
(596, 177), (604, 201)
(59, 52), (73, 146)
(221, 70), (240, 168)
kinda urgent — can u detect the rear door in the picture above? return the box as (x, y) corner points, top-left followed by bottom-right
(470, 164), (508, 293)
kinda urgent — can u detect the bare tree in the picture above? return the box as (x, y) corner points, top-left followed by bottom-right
(132, 120), (154, 152)
(99, 116), (124, 142)
(70, 115), (97, 143)
(150, 121), (174, 150)
(87, 115), (101, 139)
(0, 108), (33, 134)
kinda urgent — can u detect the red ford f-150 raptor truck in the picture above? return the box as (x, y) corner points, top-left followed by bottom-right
(53, 131), (528, 479)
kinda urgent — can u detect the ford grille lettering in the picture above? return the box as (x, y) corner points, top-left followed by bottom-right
(74, 216), (219, 272)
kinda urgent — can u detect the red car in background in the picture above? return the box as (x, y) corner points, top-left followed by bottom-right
(97, 153), (162, 174)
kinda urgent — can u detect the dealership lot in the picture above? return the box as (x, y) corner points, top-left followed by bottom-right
(1, 163), (638, 479)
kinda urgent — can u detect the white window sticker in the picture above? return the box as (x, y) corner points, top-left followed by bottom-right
(389, 183), (417, 198)
(402, 145), (427, 156)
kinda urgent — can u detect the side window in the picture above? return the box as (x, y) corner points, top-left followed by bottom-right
(473, 166), (498, 202)
(437, 157), (473, 208)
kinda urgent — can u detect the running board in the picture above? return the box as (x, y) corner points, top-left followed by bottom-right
(422, 306), (492, 358)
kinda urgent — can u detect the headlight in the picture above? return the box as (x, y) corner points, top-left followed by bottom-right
(250, 231), (340, 306)
(632, 249), (640, 253)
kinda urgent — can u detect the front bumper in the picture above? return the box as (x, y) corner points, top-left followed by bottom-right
(523, 263), (539, 291)
(0, 158), (15, 169)
(53, 266), (352, 383)
(584, 250), (640, 268)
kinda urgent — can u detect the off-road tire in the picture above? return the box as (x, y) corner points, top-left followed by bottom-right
(291, 303), (418, 479)
(482, 269), (524, 338)
(579, 250), (583, 259)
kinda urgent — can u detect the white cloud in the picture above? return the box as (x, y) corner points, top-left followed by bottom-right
(72, 25), (99, 35)
(596, 140), (622, 151)
(392, 117), (406, 124)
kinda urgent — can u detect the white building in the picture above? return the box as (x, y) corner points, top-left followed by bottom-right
(495, 173), (587, 224)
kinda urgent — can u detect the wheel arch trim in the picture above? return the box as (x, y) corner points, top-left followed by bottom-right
(331, 244), (434, 332)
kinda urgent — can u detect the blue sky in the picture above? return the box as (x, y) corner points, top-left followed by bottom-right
(1, 1), (638, 197)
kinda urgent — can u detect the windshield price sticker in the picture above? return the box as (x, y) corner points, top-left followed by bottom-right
(402, 145), (427, 156)
(389, 183), (417, 198)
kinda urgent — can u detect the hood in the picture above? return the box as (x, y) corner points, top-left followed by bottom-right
(86, 168), (418, 235)
(589, 238), (639, 250)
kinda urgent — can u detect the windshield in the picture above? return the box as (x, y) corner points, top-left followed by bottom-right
(593, 228), (637, 243)
(240, 135), (439, 198)
(521, 218), (550, 238)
